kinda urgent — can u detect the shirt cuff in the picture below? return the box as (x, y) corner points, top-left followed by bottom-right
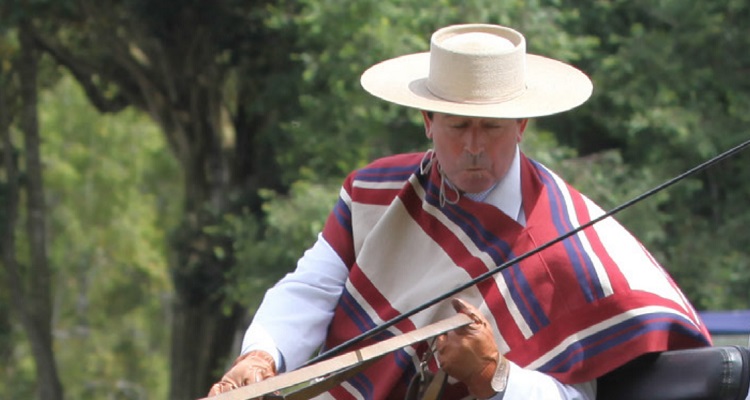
(489, 355), (510, 398)
(241, 324), (286, 372)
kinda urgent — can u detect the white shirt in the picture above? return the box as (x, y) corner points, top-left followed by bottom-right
(242, 147), (595, 399)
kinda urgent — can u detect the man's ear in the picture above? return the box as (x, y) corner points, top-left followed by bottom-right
(421, 111), (433, 139)
(517, 118), (529, 142)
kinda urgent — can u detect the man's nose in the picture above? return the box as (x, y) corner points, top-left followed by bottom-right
(463, 130), (485, 155)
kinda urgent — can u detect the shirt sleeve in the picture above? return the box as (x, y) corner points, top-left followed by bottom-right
(491, 362), (596, 400)
(241, 233), (349, 371)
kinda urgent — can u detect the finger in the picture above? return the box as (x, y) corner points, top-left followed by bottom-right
(208, 382), (230, 396)
(242, 372), (261, 386)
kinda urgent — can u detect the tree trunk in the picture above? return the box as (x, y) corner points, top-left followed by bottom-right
(24, 8), (293, 398)
(166, 198), (250, 400)
(169, 297), (244, 399)
(164, 112), (251, 399)
(0, 22), (65, 400)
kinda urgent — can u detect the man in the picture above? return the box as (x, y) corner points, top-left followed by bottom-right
(208, 24), (711, 399)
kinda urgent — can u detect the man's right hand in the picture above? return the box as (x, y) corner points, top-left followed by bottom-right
(436, 298), (506, 399)
(207, 350), (277, 396)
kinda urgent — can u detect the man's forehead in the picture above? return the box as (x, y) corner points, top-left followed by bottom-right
(436, 112), (520, 123)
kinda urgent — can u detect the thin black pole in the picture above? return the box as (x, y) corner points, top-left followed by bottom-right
(303, 137), (750, 367)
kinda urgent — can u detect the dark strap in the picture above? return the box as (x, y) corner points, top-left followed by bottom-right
(597, 346), (750, 400)
(421, 369), (447, 400)
(405, 369), (448, 400)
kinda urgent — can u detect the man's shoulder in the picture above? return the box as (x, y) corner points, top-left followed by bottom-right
(350, 152), (426, 182)
(364, 152), (426, 169)
(522, 154), (586, 196)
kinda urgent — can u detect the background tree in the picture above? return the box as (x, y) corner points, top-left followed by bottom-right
(41, 76), (177, 399)
(2, 41), (179, 400)
(0, 19), (64, 400)
(7, 1), (304, 397)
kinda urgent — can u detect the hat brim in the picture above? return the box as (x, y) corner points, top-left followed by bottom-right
(361, 52), (593, 118)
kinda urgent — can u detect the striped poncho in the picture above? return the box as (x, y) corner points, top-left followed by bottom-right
(318, 151), (710, 399)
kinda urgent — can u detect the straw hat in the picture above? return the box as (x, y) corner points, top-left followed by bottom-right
(360, 24), (593, 118)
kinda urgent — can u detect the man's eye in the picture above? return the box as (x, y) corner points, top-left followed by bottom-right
(484, 124), (506, 132)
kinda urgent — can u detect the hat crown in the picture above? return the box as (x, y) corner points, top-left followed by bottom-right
(441, 32), (514, 54)
(427, 25), (527, 104)
(359, 23), (593, 118)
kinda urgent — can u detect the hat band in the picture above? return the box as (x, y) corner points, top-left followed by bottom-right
(426, 25), (527, 105)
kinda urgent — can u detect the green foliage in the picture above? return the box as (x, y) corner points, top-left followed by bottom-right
(223, 180), (340, 312)
(0, 283), (36, 399)
(1, 74), (179, 399)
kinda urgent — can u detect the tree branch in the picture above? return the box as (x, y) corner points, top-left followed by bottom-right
(29, 28), (131, 113)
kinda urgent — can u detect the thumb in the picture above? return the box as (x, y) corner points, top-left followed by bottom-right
(451, 298), (486, 326)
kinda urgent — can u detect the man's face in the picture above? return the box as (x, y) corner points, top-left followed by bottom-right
(423, 112), (527, 194)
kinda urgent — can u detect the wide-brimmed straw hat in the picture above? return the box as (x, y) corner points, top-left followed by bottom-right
(361, 24), (593, 118)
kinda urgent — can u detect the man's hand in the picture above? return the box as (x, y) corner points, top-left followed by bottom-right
(436, 298), (508, 399)
(207, 350), (277, 396)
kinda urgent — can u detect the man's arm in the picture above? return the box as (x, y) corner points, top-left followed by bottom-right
(242, 233), (349, 371)
(207, 234), (348, 396)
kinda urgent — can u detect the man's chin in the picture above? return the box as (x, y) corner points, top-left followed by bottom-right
(456, 179), (494, 194)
